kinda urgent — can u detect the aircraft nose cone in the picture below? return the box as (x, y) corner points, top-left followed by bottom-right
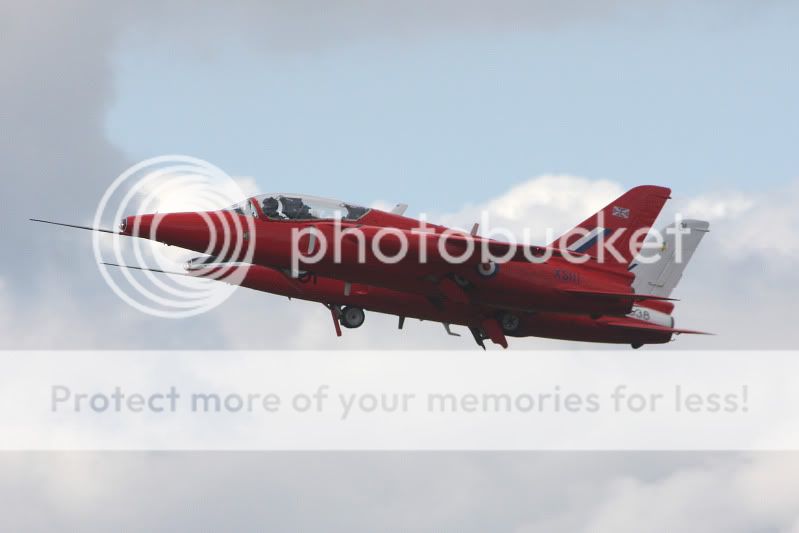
(119, 214), (154, 237)
(117, 211), (249, 260)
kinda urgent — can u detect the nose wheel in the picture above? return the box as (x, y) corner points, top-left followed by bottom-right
(340, 306), (366, 329)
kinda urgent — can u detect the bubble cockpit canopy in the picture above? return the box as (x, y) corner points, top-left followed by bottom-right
(226, 199), (259, 218)
(226, 194), (371, 221)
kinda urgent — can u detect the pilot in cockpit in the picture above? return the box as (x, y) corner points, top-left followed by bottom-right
(262, 197), (282, 219)
(281, 197), (313, 219)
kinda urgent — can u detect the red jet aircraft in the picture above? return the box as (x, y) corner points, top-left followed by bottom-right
(33, 185), (710, 348)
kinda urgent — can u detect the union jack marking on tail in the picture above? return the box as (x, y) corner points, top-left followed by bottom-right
(612, 206), (630, 219)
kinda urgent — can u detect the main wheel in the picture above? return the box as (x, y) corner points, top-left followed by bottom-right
(340, 306), (366, 329)
(498, 312), (520, 334)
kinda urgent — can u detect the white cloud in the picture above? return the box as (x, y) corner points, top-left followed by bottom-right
(435, 175), (624, 243)
(680, 192), (754, 221)
(131, 171), (258, 215)
(674, 182), (799, 261)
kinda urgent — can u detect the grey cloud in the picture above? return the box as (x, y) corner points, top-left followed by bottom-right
(0, 451), (796, 532)
(125, 0), (641, 56)
(1, 1), (128, 302)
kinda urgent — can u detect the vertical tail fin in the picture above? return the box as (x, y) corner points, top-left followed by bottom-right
(630, 219), (710, 298)
(550, 185), (672, 265)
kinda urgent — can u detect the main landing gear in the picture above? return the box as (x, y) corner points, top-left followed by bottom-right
(324, 304), (366, 337)
(497, 312), (520, 334)
(340, 306), (366, 329)
(465, 312), (521, 350)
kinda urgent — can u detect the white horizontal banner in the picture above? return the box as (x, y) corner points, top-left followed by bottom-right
(0, 350), (794, 450)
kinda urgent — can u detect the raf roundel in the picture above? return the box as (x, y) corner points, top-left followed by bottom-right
(476, 261), (499, 278)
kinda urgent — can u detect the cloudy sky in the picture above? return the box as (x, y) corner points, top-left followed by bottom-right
(2, 0), (799, 530)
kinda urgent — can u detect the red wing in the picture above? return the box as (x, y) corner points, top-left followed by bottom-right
(560, 287), (677, 302)
(604, 319), (712, 335)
